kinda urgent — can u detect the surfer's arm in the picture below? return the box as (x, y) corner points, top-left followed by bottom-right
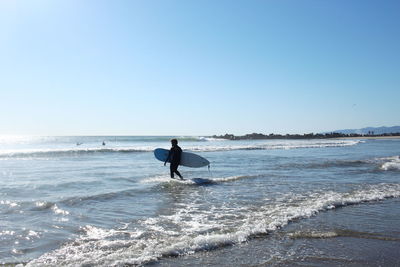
(164, 150), (171, 166)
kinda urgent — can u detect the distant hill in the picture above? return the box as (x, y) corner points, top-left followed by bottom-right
(330, 126), (400, 135)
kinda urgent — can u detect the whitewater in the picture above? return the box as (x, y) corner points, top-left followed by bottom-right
(1, 136), (399, 266)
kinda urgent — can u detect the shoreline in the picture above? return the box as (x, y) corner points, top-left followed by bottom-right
(156, 198), (400, 267)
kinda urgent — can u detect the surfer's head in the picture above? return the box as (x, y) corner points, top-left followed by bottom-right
(171, 139), (178, 146)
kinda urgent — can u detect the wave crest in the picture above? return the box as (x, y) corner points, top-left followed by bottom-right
(0, 140), (362, 158)
(26, 183), (400, 266)
(378, 156), (400, 171)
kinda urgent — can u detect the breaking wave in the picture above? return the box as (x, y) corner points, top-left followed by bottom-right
(188, 140), (362, 152)
(0, 140), (362, 158)
(26, 183), (400, 266)
(140, 174), (264, 185)
(378, 156), (400, 171)
(0, 147), (153, 158)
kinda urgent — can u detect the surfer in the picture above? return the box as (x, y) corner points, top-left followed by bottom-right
(164, 139), (183, 179)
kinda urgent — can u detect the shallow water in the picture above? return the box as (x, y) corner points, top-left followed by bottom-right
(1, 136), (399, 266)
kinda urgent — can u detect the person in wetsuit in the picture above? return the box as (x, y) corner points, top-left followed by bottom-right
(164, 139), (183, 179)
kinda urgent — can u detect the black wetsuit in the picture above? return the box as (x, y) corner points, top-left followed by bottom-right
(168, 145), (183, 179)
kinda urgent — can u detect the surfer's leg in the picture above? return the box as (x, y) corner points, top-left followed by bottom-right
(172, 164), (183, 179)
(170, 164), (174, 178)
(175, 170), (183, 179)
(171, 163), (182, 179)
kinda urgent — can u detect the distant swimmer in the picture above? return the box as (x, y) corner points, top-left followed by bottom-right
(76, 142), (82, 146)
(102, 141), (106, 146)
(164, 139), (183, 179)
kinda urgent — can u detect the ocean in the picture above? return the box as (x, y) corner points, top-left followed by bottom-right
(1, 136), (399, 266)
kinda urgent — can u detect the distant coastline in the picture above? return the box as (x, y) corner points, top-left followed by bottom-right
(211, 132), (400, 140)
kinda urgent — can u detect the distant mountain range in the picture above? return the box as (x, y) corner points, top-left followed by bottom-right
(329, 126), (400, 135)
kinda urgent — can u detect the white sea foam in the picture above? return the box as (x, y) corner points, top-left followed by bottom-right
(0, 230), (16, 236)
(212, 174), (262, 183)
(0, 200), (19, 208)
(188, 140), (362, 152)
(378, 156), (400, 171)
(198, 137), (229, 141)
(140, 175), (210, 185)
(140, 174), (260, 185)
(52, 204), (69, 215)
(140, 175), (171, 184)
(35, 201), (52, 209)
(26, 183), (400, 267)
(0, 146), (155, 158)
(0, 139), (362, 158)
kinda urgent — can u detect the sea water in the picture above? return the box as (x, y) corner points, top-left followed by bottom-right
(1, 136), (399, 266)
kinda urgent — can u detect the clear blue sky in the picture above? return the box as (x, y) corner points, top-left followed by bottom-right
(1, 0), (399, 135)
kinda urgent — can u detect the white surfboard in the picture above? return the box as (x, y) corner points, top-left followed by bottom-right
(154, 148), (210, 168)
